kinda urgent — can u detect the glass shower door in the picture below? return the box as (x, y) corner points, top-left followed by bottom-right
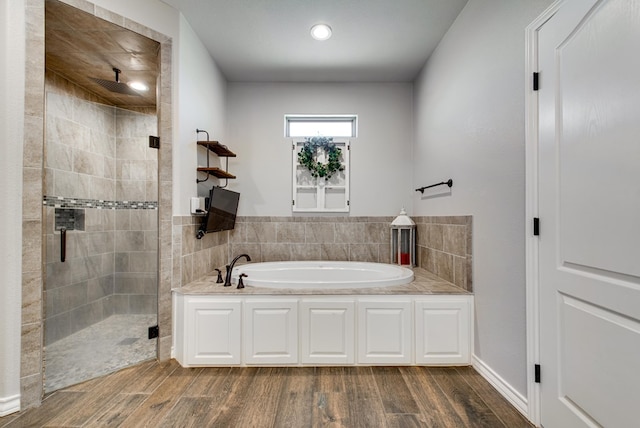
(43, 93), (158, 392)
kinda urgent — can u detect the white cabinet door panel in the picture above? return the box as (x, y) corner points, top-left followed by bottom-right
(301, 300), (355, 364)
(185, 298), (241, 365)
(415, 297), (471, 365)
(357, 300), (412, 364)
(244, 299), (298, 364)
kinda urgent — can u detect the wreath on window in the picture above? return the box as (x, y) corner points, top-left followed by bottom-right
(297, 136), (344, 180)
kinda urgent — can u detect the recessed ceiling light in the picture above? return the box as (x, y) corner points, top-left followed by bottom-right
(310, 23), (332, 41)
(128, 81), (149, 92)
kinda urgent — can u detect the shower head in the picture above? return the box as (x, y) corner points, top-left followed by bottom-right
(91, 68), (141, 96)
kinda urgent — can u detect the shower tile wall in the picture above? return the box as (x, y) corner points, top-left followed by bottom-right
(114, 109), (158, 315)
(44, 85), (157, 345)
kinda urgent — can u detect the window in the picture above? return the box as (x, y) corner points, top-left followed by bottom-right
(285, 115), (357, 138)
(287, 115), (354, 213)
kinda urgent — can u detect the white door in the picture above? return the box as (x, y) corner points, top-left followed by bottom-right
(538, 1), (640, 426)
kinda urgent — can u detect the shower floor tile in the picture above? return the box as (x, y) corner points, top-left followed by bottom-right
(44, 314), (157, 393)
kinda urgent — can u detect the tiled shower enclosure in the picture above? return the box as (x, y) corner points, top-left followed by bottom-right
(43, 90), (158, 392)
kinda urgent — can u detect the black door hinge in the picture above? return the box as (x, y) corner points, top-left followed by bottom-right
(149, 135), (160, 149)
(533, 72), (539, 91)
(533, 217), (540, 236)
(535, 364), (541, 383)
(148, 325), (159, 339)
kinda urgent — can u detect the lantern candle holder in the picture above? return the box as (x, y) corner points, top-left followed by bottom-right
(390, 208), (416, 266)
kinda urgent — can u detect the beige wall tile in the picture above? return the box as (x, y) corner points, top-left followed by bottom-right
(277, 222), (305, 243)
(335, 222), (364, 244)
(261, 243), (291, 261)
(443, 225), (466, 257)
(320, 243), (349, 261)
(305, 223), (335, 243)
(247, 222), (277, 243)
(291, 244), (321, 261)
(349, 244), (378, 263)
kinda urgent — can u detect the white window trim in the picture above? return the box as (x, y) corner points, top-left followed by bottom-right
(285, 115), (358, 138)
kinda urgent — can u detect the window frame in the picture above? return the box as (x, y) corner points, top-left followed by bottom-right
(285, 115), (358, 138)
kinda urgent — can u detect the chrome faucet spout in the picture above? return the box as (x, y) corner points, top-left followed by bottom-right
(224, 254), (251, 287)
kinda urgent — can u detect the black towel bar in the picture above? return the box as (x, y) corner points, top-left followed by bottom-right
(415, 179), (453, 194)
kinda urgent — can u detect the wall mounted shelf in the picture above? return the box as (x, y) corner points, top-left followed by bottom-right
(196, 129), (236, 184)
(197, 141), (236, 158)
(196, 167), (236, 179)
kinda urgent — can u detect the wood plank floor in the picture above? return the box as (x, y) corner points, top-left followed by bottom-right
(0, 361), (533, 427)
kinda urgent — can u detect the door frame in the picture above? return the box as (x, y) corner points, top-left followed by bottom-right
(524, 1), (563, 426)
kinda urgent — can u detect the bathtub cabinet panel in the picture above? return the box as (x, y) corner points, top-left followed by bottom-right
(183, 297), (242, 366)
(357, 300), (412, 364)
(244, 299), (298, 364)
(300, 300), (355, 364)
(415, 297), (472, 365)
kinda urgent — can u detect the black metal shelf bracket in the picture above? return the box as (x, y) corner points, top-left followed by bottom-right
(415, 179), (453, 194)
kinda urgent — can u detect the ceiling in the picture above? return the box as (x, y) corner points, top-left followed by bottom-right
(161, 0), (468, 82)
(45, 0), (160, 109)
(44, 0), (468, 108)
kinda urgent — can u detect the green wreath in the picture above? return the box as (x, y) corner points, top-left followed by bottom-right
(297, 136), (344, 180)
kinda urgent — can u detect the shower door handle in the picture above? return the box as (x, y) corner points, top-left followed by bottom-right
(60, 228), (66, 263)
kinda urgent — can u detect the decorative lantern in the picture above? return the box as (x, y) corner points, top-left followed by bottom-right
(390, 208), (416, 266)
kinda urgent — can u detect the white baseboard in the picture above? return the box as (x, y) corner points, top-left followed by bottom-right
(0, 394), (20, 417)
(472, 354), (529, 419)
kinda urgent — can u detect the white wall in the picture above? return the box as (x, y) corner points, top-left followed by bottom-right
(0, 0), (25, 415)
(226, 83), (413, 217)
(413, 0), (553, 397)
(177, 14), (227, 215)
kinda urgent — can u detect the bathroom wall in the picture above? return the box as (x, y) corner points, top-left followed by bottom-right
(412, 0), (554, 397)
(43, 74), (158, 343)
(226, 83), (413, 217)
(0, 0), (25, 414)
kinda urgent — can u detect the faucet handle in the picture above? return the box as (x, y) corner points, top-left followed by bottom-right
(214, 268), (223, 283)
(237, 273), (247, 289)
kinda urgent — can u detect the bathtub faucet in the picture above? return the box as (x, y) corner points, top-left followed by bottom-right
(224, 254), (252, 287)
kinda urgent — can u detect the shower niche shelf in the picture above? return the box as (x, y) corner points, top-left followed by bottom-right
(196, 140), (237, 182)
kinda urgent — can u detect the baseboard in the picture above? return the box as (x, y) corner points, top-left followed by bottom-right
(472, 354), (529, 419)
(0, 394), (20, 417)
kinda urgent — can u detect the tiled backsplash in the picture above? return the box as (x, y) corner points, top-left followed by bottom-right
(173, 216), (229, 289)
(175, 215), (473, 292)
(230, 216), (394, 264)
(415, 216), (472, 291)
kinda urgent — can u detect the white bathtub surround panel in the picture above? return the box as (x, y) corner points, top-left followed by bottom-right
(300, 299), (355, 365)
(174, 293), (472, 368)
